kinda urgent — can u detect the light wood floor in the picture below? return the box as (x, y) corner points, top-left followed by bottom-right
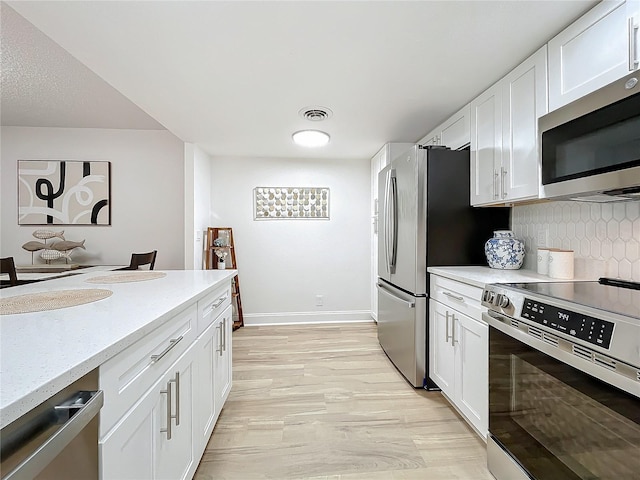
(194, 322), (494, 480)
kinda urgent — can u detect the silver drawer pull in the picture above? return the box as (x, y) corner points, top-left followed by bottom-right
(443, 291), (464, 302)
(150, 336), (184, 363)
(210, 295), (227, 310)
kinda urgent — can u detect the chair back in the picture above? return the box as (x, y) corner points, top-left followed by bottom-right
(129, 250), (157, 270)
(1, 257), (18, 286)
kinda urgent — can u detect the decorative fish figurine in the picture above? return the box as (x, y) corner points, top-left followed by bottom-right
(50, 240), (86, 252)
(32, 230), (65, 241)
(40, 249), (72, 261)
(21, 241), (48, 252)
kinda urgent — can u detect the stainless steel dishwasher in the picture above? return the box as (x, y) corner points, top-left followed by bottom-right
(0, 369), (103, 480)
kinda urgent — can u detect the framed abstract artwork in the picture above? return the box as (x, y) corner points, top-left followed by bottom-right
(254, 187), (329, 220)
(18, 160), (111, 225)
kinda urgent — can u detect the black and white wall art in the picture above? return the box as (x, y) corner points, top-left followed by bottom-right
(18, 160), (111, 225)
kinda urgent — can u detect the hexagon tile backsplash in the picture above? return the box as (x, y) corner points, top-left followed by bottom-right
(511, 201), (640, 281)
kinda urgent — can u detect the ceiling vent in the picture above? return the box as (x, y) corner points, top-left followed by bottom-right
(299, 106), (333, 122)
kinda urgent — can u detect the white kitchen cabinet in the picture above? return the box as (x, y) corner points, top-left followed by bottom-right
(101, 347), (196, 480)
(370, 143), (414, 321)
(419, 129), (440, 147)
(429, 300), (455, 398)
(471, 46), (547, 206)
(429, 275), (488, 438)
(100, 278), (233, 480)
(548, 0), (639, 112)
(418, 104), (471, 150)
(501, 46), (548, 201)
(470, 81), (502, 205)
(215, 304), (233, 411)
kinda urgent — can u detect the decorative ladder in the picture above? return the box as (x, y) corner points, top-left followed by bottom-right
(205, 227), (244, 330)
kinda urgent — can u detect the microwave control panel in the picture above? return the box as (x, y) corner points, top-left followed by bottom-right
(521, 298), (614, 349)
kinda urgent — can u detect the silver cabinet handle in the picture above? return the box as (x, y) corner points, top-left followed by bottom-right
(173, 371), (180, 426)
(451, 314), (458, 345)
(212, 295), (227, 309)
(501, 167), (507, 198)
(222, 316), (227, 352)
(443, 291), (464, 302)
(493, 170), (499, 199)
(217, 324), (223, 356)
(445, 311), (452, 344)
(150, 336), (183, 363)
(630, 17), (639, 71)
(160, 380), (173, 440)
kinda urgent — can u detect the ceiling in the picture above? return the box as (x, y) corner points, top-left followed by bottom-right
(2, 1), (597, 160)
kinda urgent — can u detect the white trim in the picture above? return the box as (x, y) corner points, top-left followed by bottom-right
(243, 310), (373, 326)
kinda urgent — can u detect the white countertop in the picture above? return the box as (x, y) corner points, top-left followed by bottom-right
(0, 269), (236, 428)
(427, 265), (597, 289)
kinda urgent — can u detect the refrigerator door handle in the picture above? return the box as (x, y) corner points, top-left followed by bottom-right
(376, 283), (415, 308)
(389, 169), (398, 273)
(383, 170), (391, 273)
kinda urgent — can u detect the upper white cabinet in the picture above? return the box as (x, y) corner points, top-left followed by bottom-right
(470, 82), (502, 205)
(439, 104), (471, 150)
(548, 0), (639, 111)
(418, 104), (471, 150)
(501, 46), (548, 201)
(471, 46), (548, 206)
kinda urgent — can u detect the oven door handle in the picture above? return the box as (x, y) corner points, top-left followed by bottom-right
(484, 311), (637, 396)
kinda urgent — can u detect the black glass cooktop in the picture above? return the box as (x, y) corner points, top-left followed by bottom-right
(501, 278), (640, 320)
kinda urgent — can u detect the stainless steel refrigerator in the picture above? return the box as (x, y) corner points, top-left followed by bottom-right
(377, 145), (509, 388)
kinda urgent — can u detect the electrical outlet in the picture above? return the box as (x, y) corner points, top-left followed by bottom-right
(537, 228), (548, 247)
(315, 295), (324, 307)
(196, 230), (202, 241)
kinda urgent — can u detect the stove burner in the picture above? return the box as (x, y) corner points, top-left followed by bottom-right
(599, 277), (640, 290)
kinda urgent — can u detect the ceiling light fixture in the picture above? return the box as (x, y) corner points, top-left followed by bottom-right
(292, 130), (330, 148)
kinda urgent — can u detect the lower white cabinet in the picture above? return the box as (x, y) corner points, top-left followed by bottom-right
(429, 276), (488, 438)
(193, 304), (232, 455)
(100, 280), (233, 480)
(100, 347), (196, 480)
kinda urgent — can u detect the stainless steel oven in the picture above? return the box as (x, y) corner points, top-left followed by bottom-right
(539, 71), (640, 202)
(482, 279), (640, 480)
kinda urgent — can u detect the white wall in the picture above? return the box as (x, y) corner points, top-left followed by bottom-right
(183, 143), (213, 270)
(210, 155), (371, 325)
(1, 127), (185, 269)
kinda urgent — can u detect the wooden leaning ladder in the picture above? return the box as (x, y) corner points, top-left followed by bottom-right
(205, 227), (244, 330)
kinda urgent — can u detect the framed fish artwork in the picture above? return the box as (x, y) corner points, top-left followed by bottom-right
(17, 160), (111, 225)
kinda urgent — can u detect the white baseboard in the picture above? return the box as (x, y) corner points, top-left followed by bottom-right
(243, 310), (373, 326)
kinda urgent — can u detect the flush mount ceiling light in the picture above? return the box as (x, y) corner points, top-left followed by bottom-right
(292, 130), (330, 148)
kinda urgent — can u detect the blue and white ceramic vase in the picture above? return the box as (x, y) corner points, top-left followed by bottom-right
(484, 230), (525, 269)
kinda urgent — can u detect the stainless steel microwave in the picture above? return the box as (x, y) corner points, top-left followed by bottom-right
(539, 71), (640, 202)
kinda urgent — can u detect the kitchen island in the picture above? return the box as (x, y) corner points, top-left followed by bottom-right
(0, 269), (235, 428)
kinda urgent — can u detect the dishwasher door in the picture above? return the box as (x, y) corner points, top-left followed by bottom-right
(1, 371), (103, 480)
(376, 280), (426, 388)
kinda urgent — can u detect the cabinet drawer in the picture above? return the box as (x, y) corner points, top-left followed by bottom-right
(430, 275), (483, 320)
(99, 304), (197, 436)
(197, 282), (232, 335)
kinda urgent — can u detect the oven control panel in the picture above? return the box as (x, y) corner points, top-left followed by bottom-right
(521, 298), (614, 349)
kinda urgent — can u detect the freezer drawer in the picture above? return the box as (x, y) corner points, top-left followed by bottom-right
(376, 280), (426, 387)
